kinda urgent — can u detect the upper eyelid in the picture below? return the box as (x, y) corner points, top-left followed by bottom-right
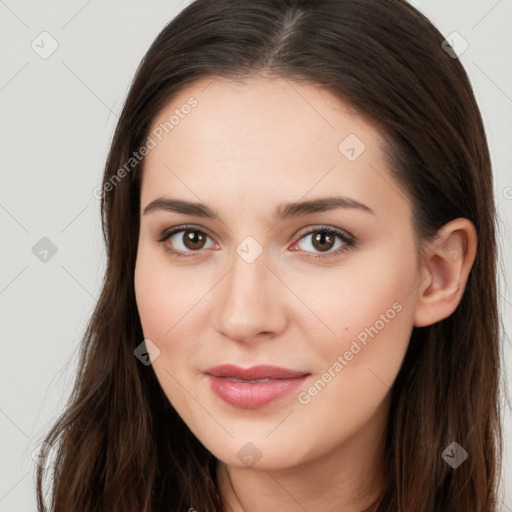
(295, 225), (353, 239)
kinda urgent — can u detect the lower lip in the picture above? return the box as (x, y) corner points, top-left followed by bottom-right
(205, 374), (309, 409)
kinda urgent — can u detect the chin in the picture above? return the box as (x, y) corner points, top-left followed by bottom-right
(204, 436), (310, 471)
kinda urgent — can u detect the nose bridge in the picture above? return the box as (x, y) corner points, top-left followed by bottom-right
(215, 240), (285, 340)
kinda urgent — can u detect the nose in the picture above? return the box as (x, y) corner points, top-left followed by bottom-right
(214, 248), (288, 343)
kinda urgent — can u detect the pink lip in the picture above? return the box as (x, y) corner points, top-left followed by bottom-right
(203, 364), (310, 409)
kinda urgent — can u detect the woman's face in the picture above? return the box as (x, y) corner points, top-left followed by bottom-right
(134, 75), (422, 471)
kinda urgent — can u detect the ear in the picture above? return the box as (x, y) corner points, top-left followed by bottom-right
(412, 218), (477, 328)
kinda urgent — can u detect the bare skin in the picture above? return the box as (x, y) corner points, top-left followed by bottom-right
(134, 74), (477, 511)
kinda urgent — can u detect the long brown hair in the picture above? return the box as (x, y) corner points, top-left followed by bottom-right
(35, 0), (504, 510)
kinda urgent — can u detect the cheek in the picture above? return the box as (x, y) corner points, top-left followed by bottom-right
(291, 271), (413, 450)
(134, 249), (199, 411)
(134, 244), (203, 342)
(134, 244), (215, 403)
(288, 248), (417, 377)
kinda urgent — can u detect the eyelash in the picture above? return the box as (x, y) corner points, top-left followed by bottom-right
(157, 224), (357, 261)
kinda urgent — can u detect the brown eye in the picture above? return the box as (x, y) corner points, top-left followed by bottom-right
(182, 230), (207, 250)
(159, 226), (217, 257)
(294, 226), (356, 259)
(311, 231), (335, 252)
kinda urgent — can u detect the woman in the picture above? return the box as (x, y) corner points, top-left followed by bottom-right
(35, 0), (503, 510)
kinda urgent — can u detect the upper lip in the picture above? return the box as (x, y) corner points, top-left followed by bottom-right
(204, 364), (309, 380)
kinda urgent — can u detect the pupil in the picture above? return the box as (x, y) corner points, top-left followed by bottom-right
(314, 232), (334, 251)
(185, 230), (204, 249)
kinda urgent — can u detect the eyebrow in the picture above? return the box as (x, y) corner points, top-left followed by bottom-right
(142, 195), (375, 221)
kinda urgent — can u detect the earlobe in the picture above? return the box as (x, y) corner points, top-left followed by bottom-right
(412, 218), (477, 328)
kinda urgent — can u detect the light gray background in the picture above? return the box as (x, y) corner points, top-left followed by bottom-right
(0, 1), (511, 510)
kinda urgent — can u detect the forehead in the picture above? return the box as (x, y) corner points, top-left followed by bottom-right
(140, 75), (407, 219)
(147, 74), (378, 156)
